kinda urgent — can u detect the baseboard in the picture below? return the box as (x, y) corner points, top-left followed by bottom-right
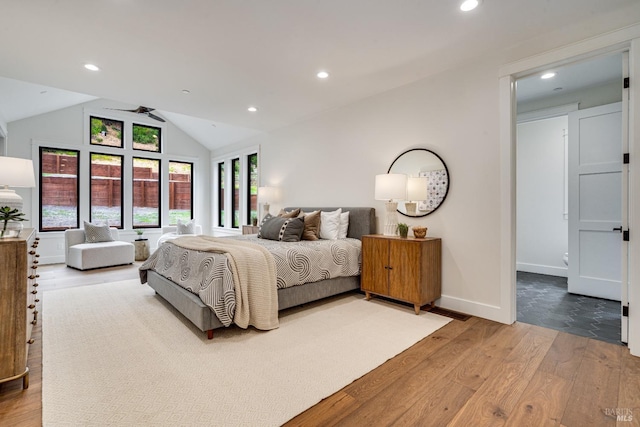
(438, 294), (508, 324)
(516, 262), (568, 278)
(40, 255), (65, 265)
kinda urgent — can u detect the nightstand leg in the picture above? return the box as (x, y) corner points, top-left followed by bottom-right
(414, 304), (421, 315)
(365, 291), (371, 301)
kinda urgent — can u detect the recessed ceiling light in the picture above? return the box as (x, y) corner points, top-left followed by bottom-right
(181, 89), (191, 94)
(84, 63), (100, 71)
(247, 106), (258, 113)
(317, 71), (330, 79)
(541, 72), (556, 79)
(460, 0), (480, 12)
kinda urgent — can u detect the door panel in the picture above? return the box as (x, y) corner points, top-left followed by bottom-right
(578, 113), (621, 164)
(389, 240), (420, 302)
(361, 237), (389, 295)
(568, 102), (622, 300)
(579, 172), (621, 221)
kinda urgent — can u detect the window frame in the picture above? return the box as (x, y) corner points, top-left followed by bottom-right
(246, 153), (258, 226)
(132, 122), (162, 153)
(38, 146), (80, 232)
(168, 160), (194, 225)
(231, 157), (240, 229)
(89, 151), (124, 228)
(212, 146), (259, 233)
(217, 162), (225, 227)
(89, 115), (124, 149)
(132, 156), (161, 229)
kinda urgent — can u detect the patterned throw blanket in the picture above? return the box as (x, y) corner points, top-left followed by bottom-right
(140, 236), (278, 330)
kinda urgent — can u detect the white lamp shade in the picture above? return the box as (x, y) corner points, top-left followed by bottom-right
(0, 157), (36, 187)
(258, 186), (279, 203)
(406, 176), (428, 201)
(375, 174), (407, 201)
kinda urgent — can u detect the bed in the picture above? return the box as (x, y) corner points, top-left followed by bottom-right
(139, 207), (376, 339)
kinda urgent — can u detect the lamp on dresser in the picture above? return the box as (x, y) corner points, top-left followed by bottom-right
(0, 156), (36, 211)
(405, 176), (428, 216)
(375, 173), (407, 236)
(258, 186), (279, 220)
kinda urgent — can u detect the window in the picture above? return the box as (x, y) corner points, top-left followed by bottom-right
(169, 161), (193, 225)
(232, 158), (240, 228)
(218, 162), (225, 227)
(133, 123), (161, 152)
(90, 152), (123, 228)
(39, 147), (79, 231)
(90, 116), (123, 148)
(213, 147), (259, 230)
(247, 153), (258, 225)
(133, 157), (160, 228)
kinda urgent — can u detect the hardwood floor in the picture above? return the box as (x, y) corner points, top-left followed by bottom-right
(2, 263), (640, 426)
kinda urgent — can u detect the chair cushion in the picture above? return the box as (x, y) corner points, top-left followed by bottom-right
(67, 241), (134, 270)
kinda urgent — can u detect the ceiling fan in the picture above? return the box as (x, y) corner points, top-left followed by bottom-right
(106, 106), (166, 122)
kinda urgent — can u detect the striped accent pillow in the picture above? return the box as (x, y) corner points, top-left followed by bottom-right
(83, 221), (114, 243)
(258, 216), (304, 242)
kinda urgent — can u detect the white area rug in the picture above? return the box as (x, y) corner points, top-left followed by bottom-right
(43, 280), (451, 426)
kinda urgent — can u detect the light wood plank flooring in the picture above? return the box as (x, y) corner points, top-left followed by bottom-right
(2, 263), (640, 426)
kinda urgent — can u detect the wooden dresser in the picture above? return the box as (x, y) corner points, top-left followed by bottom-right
(361, 234), (441, 315)
(0, 228), (39, 389)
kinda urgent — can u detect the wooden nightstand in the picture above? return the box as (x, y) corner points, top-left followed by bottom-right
(242, 225), (260, 235)
(361, 234), (441, 314)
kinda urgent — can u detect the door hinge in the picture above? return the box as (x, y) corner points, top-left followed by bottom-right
(624, 153), (630, 164)
(623, 305), (629, 317)
(624, 229), (630, 242)
(624, 77), (630, 89)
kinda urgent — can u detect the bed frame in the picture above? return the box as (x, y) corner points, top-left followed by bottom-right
(146, 207), (376, 339)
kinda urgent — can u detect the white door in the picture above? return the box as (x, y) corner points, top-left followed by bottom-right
(568, 102), (622, 301)
(621, 51), (630, 343)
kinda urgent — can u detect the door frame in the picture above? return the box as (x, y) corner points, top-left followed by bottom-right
(498, 24), (640, 355)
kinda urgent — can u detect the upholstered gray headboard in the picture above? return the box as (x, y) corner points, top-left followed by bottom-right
(284, 207), (376, 240)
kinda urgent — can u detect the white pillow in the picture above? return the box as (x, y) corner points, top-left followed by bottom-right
(320, 208), (342, 240)
(338, 211), (349, 239)
(177, 219), (195, 234)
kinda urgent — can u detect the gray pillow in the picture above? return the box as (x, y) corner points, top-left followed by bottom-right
(258, 216), (304, 242)
(83, 221), (114, 243)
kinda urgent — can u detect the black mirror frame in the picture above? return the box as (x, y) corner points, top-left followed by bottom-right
(387, 147), (450, 218)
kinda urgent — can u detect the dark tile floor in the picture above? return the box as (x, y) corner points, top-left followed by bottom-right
(517, 271), (622, 345)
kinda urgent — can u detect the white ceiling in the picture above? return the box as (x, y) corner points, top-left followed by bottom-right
(0, 1), (637, 150)
(516, 53), (623, 104)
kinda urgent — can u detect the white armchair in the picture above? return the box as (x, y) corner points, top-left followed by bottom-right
(65, 227), (135, 270)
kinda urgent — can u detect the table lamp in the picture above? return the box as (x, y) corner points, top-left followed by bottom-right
(0, 156), (36, 211)
(405, 176), (428, 215)
(375, 173), (407, 236)
(258, 186), (278, 220)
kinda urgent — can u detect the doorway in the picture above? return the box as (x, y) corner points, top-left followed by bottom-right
(514, 52), (627, 344)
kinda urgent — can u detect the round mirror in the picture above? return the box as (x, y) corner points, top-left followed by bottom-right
(387, 148), (449, 217)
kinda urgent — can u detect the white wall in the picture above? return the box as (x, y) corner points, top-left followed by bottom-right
(516, 116), (568, 277)
(214, 19), (640, 323)
(217, 56), (505, 320)
(6, 98), (211, 265)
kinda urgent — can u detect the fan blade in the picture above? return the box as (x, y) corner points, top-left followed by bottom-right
(106, 108), (138, 112)
(146, 112), (166, 122)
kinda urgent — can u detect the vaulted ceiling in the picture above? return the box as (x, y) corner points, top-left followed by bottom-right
(0, 1), (637, 149)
